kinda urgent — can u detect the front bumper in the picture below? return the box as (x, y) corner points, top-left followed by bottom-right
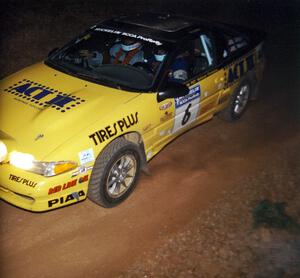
(0, 163), (89, 211)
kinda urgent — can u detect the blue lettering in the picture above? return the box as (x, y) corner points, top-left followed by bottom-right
(14, 83), (31, 93)
(228, 68), (236, 83)
(238, 61), (245, 77)
(23, 87), (44, 96)
(228, 54), (255, 84)
(33, 89), (53, 100)
(246, 54), (254, 70)
(46, 95), (74, 107)
(8, 80), (85, 111)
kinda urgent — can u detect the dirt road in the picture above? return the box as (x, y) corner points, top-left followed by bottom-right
(1, 1), (299, 277)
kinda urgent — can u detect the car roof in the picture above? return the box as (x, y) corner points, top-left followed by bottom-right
(97, 13), (264, 47)
(114, 13), (197, 33)
(99, 13), (204, 43)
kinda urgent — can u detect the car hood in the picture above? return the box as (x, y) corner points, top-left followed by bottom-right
(0, 62), (139, 159)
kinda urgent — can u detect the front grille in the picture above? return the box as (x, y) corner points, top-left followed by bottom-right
(14, 192), (35, 202)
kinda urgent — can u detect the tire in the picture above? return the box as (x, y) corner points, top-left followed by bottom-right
(218, 79), (251, 121)
(88, 137), (141, 208)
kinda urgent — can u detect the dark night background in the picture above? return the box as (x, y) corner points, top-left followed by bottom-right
(0, 1), (300, 277)
(0, 0), (299, 116)
(1, 0), (299, 82)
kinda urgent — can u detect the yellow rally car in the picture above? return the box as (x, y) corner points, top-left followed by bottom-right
(0, 13), (265, 211)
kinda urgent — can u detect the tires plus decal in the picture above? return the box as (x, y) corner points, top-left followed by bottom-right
(89, 112), (138, 145)
(3, 79), (86, 113)
(9, 174), (37, 188)
(172, 85), (201, 133)
(227, 53), (255, 85)
(48, 175), (89, 195)
(48, 190), (86, 208)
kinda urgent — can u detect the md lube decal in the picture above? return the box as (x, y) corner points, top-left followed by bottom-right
(94, 28), (162, 46)
(89, 112), (138, 145)
(227, 53), (255, 84)
(172, 85), (201, 133)
(48, 175), (89, 195)
(3, 79), (86, 112)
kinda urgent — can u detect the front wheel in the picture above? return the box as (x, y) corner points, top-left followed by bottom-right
(88, 137), (141, 208)
(219, 79), (251, 121)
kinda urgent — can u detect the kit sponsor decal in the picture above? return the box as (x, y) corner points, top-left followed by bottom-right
(89, 112), (138, 145)
(159, 101), (172, 110)
(48, 190), (86, 207)
(48, 175), (89, 195)
(3, 79), (86, 112)
(94, 28), (162, 46)
(172, 85), (201, 133)
(9, 174), (37, 188)
(78, 148), (95, 165)
(227, 53), (255, 84)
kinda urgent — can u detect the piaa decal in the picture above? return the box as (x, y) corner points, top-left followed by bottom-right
(48, 190), (86, 207)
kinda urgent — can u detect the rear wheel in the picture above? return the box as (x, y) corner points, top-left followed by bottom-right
(219, 79), (251, 121)
(88, 137), (141, 208)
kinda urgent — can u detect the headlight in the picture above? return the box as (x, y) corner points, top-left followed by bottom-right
(9, 151), (34, 170)
(0, 141), (8, 162)
(9, 151), (77, 177)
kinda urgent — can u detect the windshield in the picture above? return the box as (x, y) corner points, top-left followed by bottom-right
(46, 27), (171, 91)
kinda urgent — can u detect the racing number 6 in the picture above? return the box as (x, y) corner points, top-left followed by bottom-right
(181, 103), (192, 126)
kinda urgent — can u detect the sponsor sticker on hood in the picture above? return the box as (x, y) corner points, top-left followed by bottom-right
(3, 79), (86, 113)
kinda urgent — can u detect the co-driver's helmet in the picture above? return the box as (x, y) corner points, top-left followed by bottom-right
(121, 38), (141, 52)
(154, 47), (167, 62)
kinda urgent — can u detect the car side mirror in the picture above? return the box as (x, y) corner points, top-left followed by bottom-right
(48, 47), (59, 57)
(157, 82), (189, 102)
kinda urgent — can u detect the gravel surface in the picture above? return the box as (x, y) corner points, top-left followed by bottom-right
(1, 2), (299, 278)
(120, 141), (300, 278)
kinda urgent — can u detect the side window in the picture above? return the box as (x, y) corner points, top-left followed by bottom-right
(164, 43), (192, 84)
(192, 33), (216, 76)
(163, 33), (216, 84)
(223, 34), (248, 58)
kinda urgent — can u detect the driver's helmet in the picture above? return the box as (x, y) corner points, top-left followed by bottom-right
(154, 47), (167, 62)
(121, 38), (141, 52)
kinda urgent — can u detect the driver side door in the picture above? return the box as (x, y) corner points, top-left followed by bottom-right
(141, 31), (225, 156)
